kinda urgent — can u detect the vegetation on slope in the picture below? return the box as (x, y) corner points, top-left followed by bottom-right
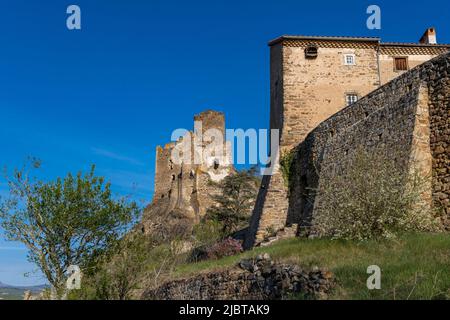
(174, 233), (450, 300)
(0, 159), (140, 298)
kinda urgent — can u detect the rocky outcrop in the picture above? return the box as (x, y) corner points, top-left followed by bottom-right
(142, 254), (334, 300)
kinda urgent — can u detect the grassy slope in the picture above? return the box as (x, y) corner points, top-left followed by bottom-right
(174, 233), (450, 300)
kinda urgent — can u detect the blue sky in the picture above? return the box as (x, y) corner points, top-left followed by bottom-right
(0, 0), (449, 286)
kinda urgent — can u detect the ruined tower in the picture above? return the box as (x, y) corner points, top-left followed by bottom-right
(142, 110), (233, 236)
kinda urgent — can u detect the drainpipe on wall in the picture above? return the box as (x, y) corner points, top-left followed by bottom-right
(376, 41), (382, 87)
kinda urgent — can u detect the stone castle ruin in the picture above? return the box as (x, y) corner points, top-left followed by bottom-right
(245, 28), (450, 247)
(141, 110), (233, 236)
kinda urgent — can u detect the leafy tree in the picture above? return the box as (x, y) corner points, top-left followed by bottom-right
(206, 167), (260, 236)
(0, 160), (140, 297)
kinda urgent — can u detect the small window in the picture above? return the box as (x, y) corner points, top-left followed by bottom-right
(346, 94), (358, 106)
(305, 45), (318, 59)
(213, 159), (220, 170)
(344, 54), (355, 65)
(394, 57), (408, 71)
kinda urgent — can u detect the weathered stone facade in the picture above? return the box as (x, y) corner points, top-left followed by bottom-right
(141, 110), (233, 235)
(246, 30), (450, 247)
(142, 255), (334, 300)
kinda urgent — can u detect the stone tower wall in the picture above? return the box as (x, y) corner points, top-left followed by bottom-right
(144, 110), (232, 232)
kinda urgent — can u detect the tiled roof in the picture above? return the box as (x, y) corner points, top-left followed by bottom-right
(269, 35), (450, 48)
(381, 42), (450, 47)
(269, 35), (380, 46)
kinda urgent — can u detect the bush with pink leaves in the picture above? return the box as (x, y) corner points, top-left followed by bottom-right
(206, 238), (243, 260)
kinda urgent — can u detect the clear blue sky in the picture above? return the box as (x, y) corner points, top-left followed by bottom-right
(0, 0), (449, 286)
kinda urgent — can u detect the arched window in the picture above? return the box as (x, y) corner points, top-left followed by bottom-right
(213, 159), (220, 170)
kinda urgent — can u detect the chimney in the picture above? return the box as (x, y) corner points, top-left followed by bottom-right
(419, 27), (437, 44)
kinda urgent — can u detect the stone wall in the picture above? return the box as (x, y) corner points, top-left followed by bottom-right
(428, 56), (450, 224)
(142, 255), (334, 300)
(279, 41), (381, 149)
(289, 52), (450, 232)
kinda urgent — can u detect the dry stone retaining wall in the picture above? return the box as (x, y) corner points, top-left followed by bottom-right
(142, 255), (334, 300)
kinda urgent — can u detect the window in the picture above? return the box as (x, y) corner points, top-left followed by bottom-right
(344, 54), (356, 65)
(213, 159), (220, 170)
(394, 57), (408, 71)
(305, 44), (318, 59)
(346, 94), (358, 106)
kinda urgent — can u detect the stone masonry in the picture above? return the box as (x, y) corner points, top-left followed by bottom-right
(246, 29), (450, 248)
(141, 110), (233, 236)
(290, 53), (450, 232)
(142, 254), (334, 300)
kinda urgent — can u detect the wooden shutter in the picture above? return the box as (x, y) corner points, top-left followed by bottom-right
(394, 57), (408, 71)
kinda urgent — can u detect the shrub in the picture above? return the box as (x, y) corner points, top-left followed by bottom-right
(69, 233), (153, 300)
(192, 219), (222, 246)
(312, 148), (442, 240)
(206, 238), (243, 260)
(70, 232), (189, 300)
(280, 150), (296, 189)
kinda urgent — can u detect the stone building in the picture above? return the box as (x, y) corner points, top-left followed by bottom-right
(141, 110), (233, 236)
(245, 28), (450, 248)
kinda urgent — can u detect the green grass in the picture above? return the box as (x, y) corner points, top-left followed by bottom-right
(174, 233), (450, 300)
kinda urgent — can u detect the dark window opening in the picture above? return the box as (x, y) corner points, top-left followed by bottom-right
(305, 45), (318, 59)
(213, 160), (220, 170)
